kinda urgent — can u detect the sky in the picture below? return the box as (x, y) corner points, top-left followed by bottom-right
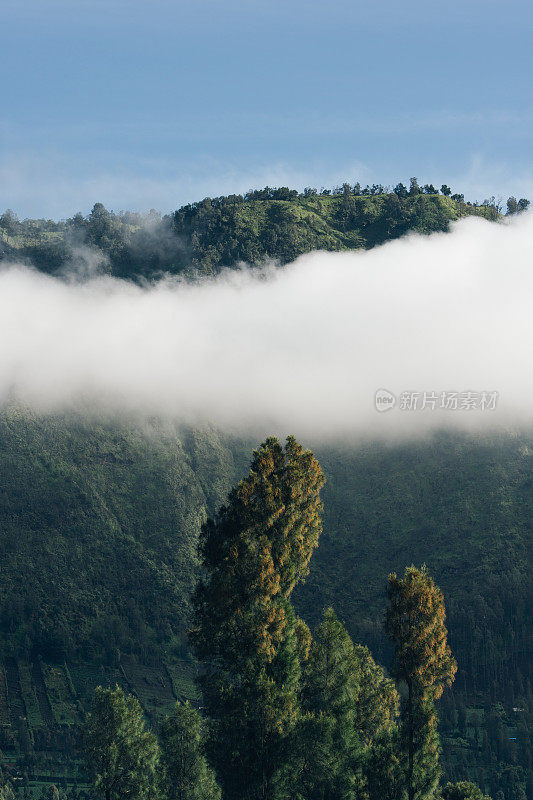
(2, 0), (533, 218)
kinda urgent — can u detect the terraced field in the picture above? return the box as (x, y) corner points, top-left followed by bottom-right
(120, 657), (176, 719)
(41, 664), (81, 727)
(166, 659), (201, 706)
(0, 656), (199, 781)
(31, 659), (54, 726)
(6, 659), (28, 731)
(68, 663), (111, 704)
(18, 662), (43, 728)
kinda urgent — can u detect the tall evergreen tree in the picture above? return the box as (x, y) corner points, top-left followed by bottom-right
(298, 607), (363, 800)
(297, 607), (400, 800)
(386, 566), (457, 800)
(351, 641), (399, 747)
(159, 702), (220, 800)
(189, 436), (325, 800)
(84, 685), (159, 800)
(364, 726), (403, 800)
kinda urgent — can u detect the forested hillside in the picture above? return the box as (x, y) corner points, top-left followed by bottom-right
(0, 409), (530, 797)
(0, 183), (501, 279)
(0, 186), (531, 798)
(306, 435), (532, 797)
(0, 410), (247, 663)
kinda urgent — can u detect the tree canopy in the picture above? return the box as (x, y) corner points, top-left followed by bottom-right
(84, 685), (158, 800)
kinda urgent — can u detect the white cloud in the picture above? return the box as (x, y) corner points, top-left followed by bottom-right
(1, 213), (532, 440)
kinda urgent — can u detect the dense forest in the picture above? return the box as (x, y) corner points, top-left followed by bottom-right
(0, 413), (530, 799)
(0, 183), (530, 800)
(77, 437), (527, 800)
(1, 179), (528, 280)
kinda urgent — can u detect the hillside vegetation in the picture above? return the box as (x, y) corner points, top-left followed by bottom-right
(0, 410), (530, 797)
(0, 185), (530, 798)
(0, 185), (500, 279)
(0, 410), (248, 663)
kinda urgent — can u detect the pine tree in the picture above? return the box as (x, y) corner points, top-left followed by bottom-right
(84, 685), (159, 800)
(298, 608), (363, 800)
(189, 436), (325, 800)
(298, 608), (400, 800)
(351, 642), (399, 747)
(365, 727), (403, 800)
(386, 566), (457, 800)
(159, 702), (220, 800)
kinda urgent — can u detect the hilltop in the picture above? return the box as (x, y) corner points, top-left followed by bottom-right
(0, 183), (502, 279)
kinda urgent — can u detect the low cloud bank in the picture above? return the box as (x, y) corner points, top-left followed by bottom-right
(1, 213), (532, 439)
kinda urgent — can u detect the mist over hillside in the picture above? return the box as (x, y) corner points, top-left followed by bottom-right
(0, 187), (531, 799)
(1, 209), (533, 438)
(5, 0), (533, 795)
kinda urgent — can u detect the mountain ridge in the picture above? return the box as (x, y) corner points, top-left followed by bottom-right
(1, 189), (500, 279)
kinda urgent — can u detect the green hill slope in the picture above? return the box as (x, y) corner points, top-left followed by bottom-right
(300, 433), (532, 679)
(0, 412), (531, 795)
(0, 413), (530, 796)
(0, 188), (529, 798)
(171, 192), (498, 275)
(2, 411), (530, 697)
(0, 190), (499, 279)
(0, 410), (245, 663)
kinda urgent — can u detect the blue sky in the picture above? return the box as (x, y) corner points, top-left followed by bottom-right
(2, 0), (533, 218)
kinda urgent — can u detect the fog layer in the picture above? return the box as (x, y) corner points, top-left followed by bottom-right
(1, 213), (532, 438)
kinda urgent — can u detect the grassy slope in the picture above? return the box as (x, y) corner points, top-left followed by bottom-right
(245, 192), (492, 248)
